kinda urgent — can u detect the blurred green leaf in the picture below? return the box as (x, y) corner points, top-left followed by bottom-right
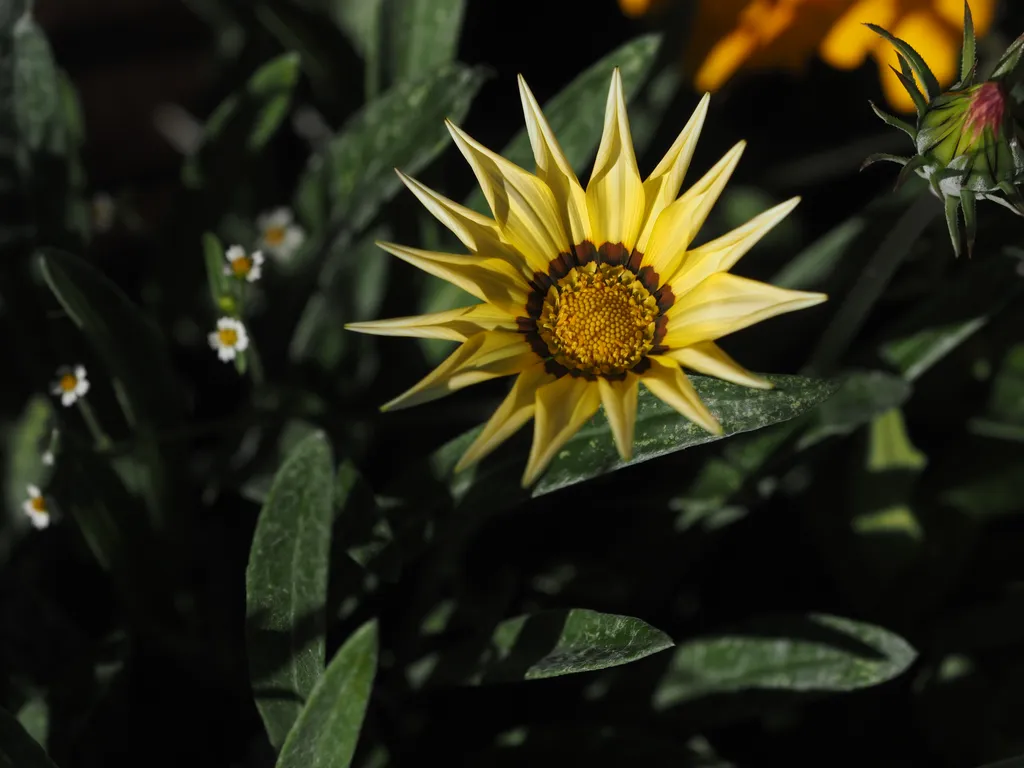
(878, 255), (1022, 382)
(4, 395), (53, 521)
(335, 461), (394, 571)
(654, 613), (916, 709)
(329, 0), (383, 63)
(455, 609), (673, 685)
(38, 250), (182, 431)
(433, 374), (838, 507)
(797, 370), (911, 450)
(246, 432), (335, 750)
(184, 52), (301, 188)
(12, 11), (58, 152)
(202, 232), (237, 314)
(294, 62), (486, 236)
(276, 619), (378, 768)
(388, 0), (465, 85)
(0, 704), (58, 768)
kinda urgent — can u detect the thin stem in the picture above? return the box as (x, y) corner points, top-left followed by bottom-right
(76, 398), (111, 451)
(804, 194), (940, 376)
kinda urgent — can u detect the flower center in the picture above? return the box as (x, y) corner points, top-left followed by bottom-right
(230, 256), (252, 277)
(59, 374), (77, 392)
(537, 261), (658, 376)
(264, 226), (286, 246)
(218, 328), (239, 347)
(30, 496), (46, 513)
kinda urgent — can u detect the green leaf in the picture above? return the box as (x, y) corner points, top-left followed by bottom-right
(184, 52), (301, 187)
(878, 255), (1022, 382)
(868, 100), (916, 138)
(3, 395), (53, 521)
(431, 374), (837, 508)
(388, 0), (465, 85)
(653, 613), (917, 709)
(867, 24), (940, 101)
(246, 432), (335, 750)
(12, 11), (58, 152)
(202, 232), (237, 314)
(958, 0), (976, 86)
(276, 620), (378, 768)
(797, 370), (911, 450)
(38, 250), (181, 431)
(0, 704), (58, 768)
(443, 609), (673, 685)
(294, 62), (486, 237)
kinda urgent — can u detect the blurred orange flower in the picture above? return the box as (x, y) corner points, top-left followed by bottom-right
(619, 0), (996, 112)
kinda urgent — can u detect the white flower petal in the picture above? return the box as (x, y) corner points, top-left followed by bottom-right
(27, 484), (40, 497)
(218, 346), (236, 362)
(226, 245), (246, 262)
(61, 391), (76, 407)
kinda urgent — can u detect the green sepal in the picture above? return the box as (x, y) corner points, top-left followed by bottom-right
(868, 23), (941, 101)
(991, 33), (1024, 82)
(994, 180), (1024, 216)
(861, 153), (910, 171)
(894, 153), (929, 190)
(944, 193), (964, 258)
(890, 64), (929, 117)
(960, 188), (977, 258)
(869, 100), (917, 138)
(956, 1), (976, 89)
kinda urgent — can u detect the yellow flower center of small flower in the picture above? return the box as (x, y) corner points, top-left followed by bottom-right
(537, 261), (658, 376)
(59, 374), (77, 392)
(264, 226), (286, 246)
(30, 495), (46, 513)
(230, 256), (252, 277)
(218, 328), (239, 347)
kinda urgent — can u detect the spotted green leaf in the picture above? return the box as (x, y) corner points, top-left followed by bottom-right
(654, 613), (916, 709)
(388, 0), (465, 86)
(0, 704), (58, 768)
(432, 374), (837, 508)
(294, 62), (486, 236)
(428, 609), (673, 686)
(276, 620), (378, 768)
(796, 370), (911, 450)
(12, 10), (58, 152)
(246, 432), (335, 750)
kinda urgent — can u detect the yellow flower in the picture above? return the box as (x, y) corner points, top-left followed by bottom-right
(621, 0), (995, 113)
(347, 71), (826, 487)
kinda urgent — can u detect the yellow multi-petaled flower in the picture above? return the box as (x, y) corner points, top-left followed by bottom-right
(347, 70), (827, 487)
(620, 0), (995, 113)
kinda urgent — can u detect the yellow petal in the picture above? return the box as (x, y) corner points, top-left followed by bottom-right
(936, 0), (994, 32)
(522, 375), (601, 487)
(820, 0), (897, 71)
(518, 75), (592, 245)
(586, 68), (645, 250)
(641, 141), (745, 279)
(454, 363), (552, 472)
(598, 374), (639, 462)
(382, 331), (536, 412)
(667, 197), (800, 295)
(667, 341), (772, 390)
(641, 355), (722, 434)
(694, 28), (758, 92)
(396, 169), (529, 273)
(635, 93), (710, 254)
(664, 273), (827, 349)
(377, 241), (527, 314)
(446, 120), (568, 272)
(346, 303), (517, 342)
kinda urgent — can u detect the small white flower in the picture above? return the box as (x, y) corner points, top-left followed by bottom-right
(22, 485), (50, 530)
(256, 207), (305, 262)
(50, 365), (90, 407)
(207, 317), (249, 362)
(223, 244), (264, 283)
(42, 450), (55, 466)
